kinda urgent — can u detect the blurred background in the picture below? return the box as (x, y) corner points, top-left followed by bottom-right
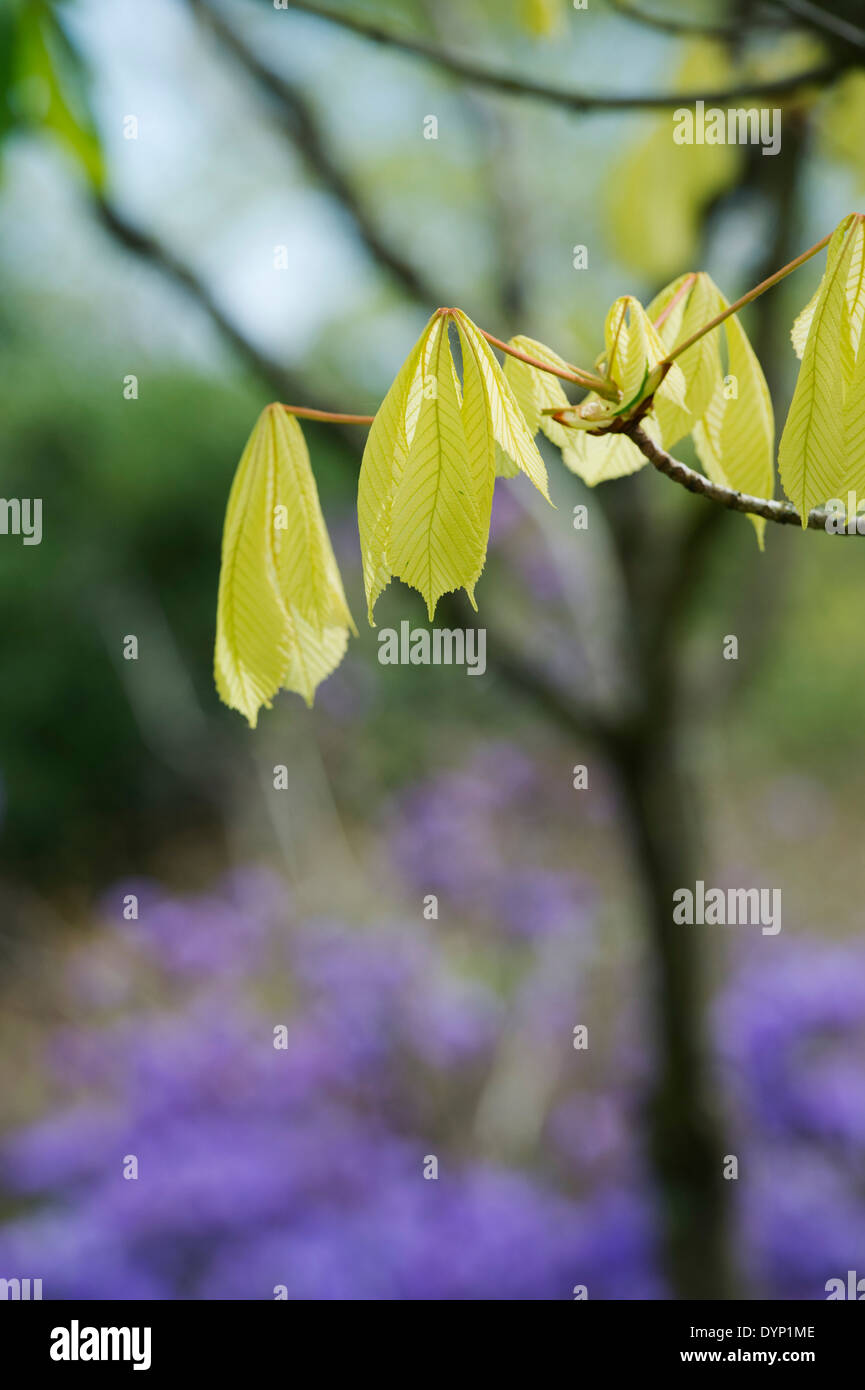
(1, 0), (865, 1300)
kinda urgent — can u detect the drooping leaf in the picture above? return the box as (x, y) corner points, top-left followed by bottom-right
(357, 318), (434, 622)
(779, 219), (859, 522)
(502, 335), (571, 439)
(649, 271), (726, 447)
(841, 222), (865, 503)
(388, 317), (490, 619)
(501, 333), (593, 478)
(453, 311), (552, 501)
(455, 318), (498, 604)
(562, 417), (660, 487)
(359, 311), (551, 623)
(215, 407), (354, 723)
(790, 214), (860, 361)
(693, 311), (774, 548)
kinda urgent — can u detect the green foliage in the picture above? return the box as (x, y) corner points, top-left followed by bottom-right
(606, 42), (741, 280)
(357, 309), (549, 627)
(0, 0), (104, 187)
(215, 216), (865, 721)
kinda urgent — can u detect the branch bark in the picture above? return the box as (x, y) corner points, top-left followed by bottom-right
(627, 421), (860, 534)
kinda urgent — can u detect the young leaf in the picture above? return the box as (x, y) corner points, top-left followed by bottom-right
(502, 335), (572, 437)
(779, 221), (859, 522)
(790, 214), (860, 360)
(215, 407), (354, 724)
(453, 311), (552, 501)
(841, 224), (865, 503)
(693, 312), (774, 548)
(357, 318), (435, 622)
(562, 418), (660, 487)
(603, 296), (688, 418)
(388, 317), (490, 619)
(649, 272), (726, 447)
(501, 333), (597, 471)
(455, 320), (498, 602)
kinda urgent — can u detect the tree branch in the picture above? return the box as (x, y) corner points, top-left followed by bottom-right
(188, 0), (442, 306)
(273, 0), (842, 112)
(627, 421), (858, 533)
(774, 0), (865, 51)
(93, 193), (360, 448)
(608, 0), (782, 40)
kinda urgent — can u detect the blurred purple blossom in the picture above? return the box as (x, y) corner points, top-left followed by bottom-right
(2, 748), (865, 1301)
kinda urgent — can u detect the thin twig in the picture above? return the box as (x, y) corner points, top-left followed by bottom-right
(608, 0), (782, 40)
(93, 194), (360, 448)
(664, 228), (838, 364)
(279, 404), (374, 423)
(189, 0), (442, 305)
(479, 328), (616, 397)
(273, 0), (842, 112)
(773, 0), (865, 51)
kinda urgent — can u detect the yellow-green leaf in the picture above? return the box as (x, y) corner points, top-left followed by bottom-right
(790, 214), (861, 361)
(562, 418), (659, 487)
(841, 226), (865, 502)
(649, 272), (725, 447)
(603, 295), (688, 420)
(388, 318), (490, 618)
(693, 312), (774, 548)
(357, 318), (435, 622)
(454, 311), (552, 501)
(779, 221), (859, 522)
(503, 335), (571, 436)
(456, 319), (498, 603)
(215, 407), (354, 724)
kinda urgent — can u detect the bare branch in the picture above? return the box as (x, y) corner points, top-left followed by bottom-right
(273, 0), (842, 112)
(608, 0), (782, 40)
(627, 421), (858, 534)
(773, 0), (865, 51)
(189, 0), (442, 306)
(93, 194), (360, 447)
